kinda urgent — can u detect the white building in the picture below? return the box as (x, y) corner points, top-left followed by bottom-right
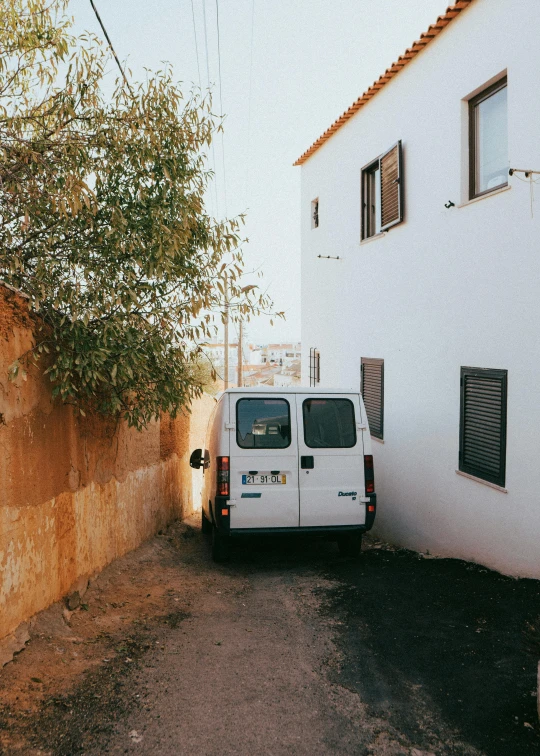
(274, 360), (302, 387)
(261, 343), (301, 367)
(297, 0), (540, 578)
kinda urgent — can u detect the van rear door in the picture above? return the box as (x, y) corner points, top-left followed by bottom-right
(229, 394), (300, 529)
(296, 394), (365, 527)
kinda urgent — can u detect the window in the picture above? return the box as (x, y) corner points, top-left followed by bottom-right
(309, 348), (320, 387)
(362, 161), (381, 238)
(469, 77), (508, 199)
(459, 367), (507, 487)
(303, 399), (356, 448)
(311, 198), (319, 229)
(236, 398), (291, 449)
(361, 358), (384, 440)
(361, 141), (403, 240)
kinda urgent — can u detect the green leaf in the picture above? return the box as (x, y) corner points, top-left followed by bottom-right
(0, 1), (276, 428)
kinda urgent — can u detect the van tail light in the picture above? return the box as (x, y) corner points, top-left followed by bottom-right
(217, 456), (230, 497)
(364, 455), (375, 494)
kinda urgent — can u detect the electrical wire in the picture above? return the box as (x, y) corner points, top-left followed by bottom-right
(243, 0), (255, 208)
(215, 0), (228, 215)
(89, 0), (134, 96)
(510, 169), (540, 218)
(190, 0), (202, 91)
(201, 0), (220, 218)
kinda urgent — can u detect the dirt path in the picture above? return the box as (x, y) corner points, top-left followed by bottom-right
(1, 516), (539, 755)
(81, 521), (475, 756)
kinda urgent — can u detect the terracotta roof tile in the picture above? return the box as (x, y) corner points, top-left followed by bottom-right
(294, 0), (474, 166)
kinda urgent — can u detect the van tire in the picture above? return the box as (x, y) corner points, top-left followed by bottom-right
(211, 526), (230, 562)
(338, 533), (362, 557)
(201, 507), (212, 535)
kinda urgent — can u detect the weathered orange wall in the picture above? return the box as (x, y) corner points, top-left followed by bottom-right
(0, 284), (214, 642)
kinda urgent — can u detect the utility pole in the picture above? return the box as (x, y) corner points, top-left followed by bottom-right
(224, 274), (229, 390)
(237, 320), (243, 387)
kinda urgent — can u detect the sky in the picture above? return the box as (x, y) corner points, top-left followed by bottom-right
(72, 0), (445, 345)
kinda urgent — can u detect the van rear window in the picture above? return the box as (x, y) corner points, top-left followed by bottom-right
(236, 398), (291, 449)
(302, 398), (356, 448)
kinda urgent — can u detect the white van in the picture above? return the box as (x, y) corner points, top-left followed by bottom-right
(190, 387), (376, 561)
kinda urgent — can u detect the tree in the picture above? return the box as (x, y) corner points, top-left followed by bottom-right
(0, 0), (277, 428)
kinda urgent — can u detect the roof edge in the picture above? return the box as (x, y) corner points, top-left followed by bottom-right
(293, 0), (474, 167)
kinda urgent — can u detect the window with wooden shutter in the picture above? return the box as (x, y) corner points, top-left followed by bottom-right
(361, 358), (384, 440)
(361, 141), (403, 240)
(380, 141), (403, 231)
(459, 367), (507, 487)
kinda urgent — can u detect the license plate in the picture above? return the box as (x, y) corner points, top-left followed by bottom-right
(242, 474), (286, 485)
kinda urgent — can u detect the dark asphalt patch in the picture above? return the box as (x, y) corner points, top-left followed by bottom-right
(322, 546), (540, 755)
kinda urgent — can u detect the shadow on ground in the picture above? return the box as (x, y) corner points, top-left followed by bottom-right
(316, 544), (540, 756)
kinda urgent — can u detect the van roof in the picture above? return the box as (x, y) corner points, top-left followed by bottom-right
(219, 386), (357, 396)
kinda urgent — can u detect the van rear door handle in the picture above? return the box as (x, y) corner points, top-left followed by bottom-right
(301, 456), (314, 469)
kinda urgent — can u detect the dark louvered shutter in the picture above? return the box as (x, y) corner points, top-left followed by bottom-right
(459, 367), (507, 487)
(380, 140), (403, 231)
(361, 358), (384, 440)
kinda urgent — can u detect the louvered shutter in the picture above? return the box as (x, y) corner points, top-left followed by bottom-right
(361, 358), (384, 440)
(380, 140), (403, 231)
(459, 367), (507, 487)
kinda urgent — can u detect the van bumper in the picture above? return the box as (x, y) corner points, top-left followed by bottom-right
(214, 494), (377, 534)
(228, 525), (367, 536)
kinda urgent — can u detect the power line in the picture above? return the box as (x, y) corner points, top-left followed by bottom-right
(215, 0), (228, 215)
(191, 2), (216, 216)
(190, 0), (203, 91)
(201, 0), (211, 89)
(89, 0), (134, 96)
(201, 0), (220, 218)
(243, 0), (255, 207)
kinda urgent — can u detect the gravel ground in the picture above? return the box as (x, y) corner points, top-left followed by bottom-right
(1, 516), (540, 755)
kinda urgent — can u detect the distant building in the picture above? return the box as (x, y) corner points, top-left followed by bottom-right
(205, 341), (302, 387)
(274, 360), (301, 386)
(261, 343), (301, 367)
(243, 363), (283, 387)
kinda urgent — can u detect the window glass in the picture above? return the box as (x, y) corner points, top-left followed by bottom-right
(236, 398), (291, 449)
(311, 198), (319, 229)
(474, 84), (507, 194)
(303, 399), (356, 448)
(371, 164), (381, 235)
(363, 162), (381, 238)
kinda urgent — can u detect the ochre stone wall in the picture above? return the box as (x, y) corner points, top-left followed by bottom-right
(0, 284), (213, 642)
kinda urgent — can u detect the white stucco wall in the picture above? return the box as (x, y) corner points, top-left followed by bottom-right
(299, 0), (540, 578)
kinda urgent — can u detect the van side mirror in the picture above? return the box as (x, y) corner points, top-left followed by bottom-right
(190, 449), (203, 469)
